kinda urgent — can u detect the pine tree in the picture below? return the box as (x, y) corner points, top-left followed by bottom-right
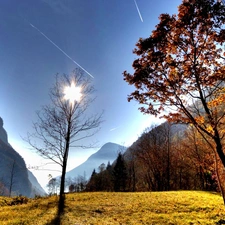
(113, 153), (127, 192)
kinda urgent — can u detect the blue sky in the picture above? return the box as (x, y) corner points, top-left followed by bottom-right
(0, 0), (181, 188)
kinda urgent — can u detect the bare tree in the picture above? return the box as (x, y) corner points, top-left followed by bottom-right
(47, 174), (59, 195)
(8, 159), (16, 197)
(26, 69), (102, 215)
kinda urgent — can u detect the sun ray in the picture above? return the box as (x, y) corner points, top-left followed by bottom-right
(64, 82), (82, 103)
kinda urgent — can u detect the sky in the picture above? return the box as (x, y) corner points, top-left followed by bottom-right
(0, 0), (182, 189)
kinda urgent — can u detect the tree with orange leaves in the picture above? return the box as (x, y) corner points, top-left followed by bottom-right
(124, 0), (225, 169)
(124, 0), (225, 201)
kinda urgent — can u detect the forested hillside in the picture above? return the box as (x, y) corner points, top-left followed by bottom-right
(86, 122), (218, 192)
(122, 0), (225, 203)
(65, 142), (125, 180)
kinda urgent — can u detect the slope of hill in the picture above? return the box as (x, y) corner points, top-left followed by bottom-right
(28, 171), (46, 196)
(66, 142), (125, 180)
(0, 117), (45, 197)
(124, 122), (187, 159)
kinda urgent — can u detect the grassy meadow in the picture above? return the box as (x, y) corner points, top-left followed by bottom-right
(0, 191), (225, 224)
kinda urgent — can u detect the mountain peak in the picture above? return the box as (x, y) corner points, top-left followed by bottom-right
(0, 117), (8, 145)
(91, 142), (125, 159)
(66, 142), (126, 179)
(100, 142), (125, 150)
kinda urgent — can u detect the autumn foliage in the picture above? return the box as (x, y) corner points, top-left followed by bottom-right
(124, 0), (225, 202)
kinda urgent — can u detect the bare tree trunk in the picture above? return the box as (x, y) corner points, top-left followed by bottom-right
(214, 150), (225, 205)
(58, 164), (66, 216)
(58, 117), (71, 216)
(196, 128), (225, 204)
(9, 160), (16, 197)
(166, 130), (171, 191)
(25, 71), (102, 218)
(214, 131), (225, 169)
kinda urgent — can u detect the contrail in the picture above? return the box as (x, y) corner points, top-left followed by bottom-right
(110, 126), (120, 132)
(133, 0), (143, 22)
(29, 23), (94, 78)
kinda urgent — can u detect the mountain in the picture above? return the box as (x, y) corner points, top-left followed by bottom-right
(28, 170), (46, 196)
(124, 122), (187, 159)
(0, 118), (8, 145)
(0, 117), (46, 197)
(66, 142), (126, 180)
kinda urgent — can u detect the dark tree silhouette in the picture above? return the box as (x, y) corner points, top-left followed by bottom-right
(113, 153), (127, 192)
(8, 159), (16, 197)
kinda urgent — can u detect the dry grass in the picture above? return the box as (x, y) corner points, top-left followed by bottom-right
(0, 191), (225, 224)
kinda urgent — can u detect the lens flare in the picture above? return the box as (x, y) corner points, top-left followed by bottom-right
(64, 82), (82, 103)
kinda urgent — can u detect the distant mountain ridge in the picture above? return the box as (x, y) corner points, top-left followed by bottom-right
(28, 171), (46, 196)
(66, 142), (125, 180)
(0, 117), (46, 197)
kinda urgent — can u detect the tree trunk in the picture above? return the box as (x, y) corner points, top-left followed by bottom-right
(214, 153), (225, 205)
(167, 142), (170, 191)
(215, 132), (225, 169)
(132, 165), (136, 192)
(58, 118), (71, 216)
(9, 160), (16, 197)
(58, 161), (66, 216)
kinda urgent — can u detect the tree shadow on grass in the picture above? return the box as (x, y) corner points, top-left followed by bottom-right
(45, 195), (65, 225)
(45, 215), (61, 225)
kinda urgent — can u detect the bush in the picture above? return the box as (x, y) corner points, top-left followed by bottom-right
(9, 196), (29, 206)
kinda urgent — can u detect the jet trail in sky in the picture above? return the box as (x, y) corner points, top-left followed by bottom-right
(110, 126), (120, 132)
(29, 23), (94, 78)
(133, 0), (143, 22)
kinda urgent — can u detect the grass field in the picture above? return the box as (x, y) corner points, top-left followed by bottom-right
(0, 191), (225, 224)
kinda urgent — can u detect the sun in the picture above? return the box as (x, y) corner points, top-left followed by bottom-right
(64, 82), (82, 103)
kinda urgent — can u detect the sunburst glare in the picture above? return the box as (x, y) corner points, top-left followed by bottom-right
(64, 82), (82, 103)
